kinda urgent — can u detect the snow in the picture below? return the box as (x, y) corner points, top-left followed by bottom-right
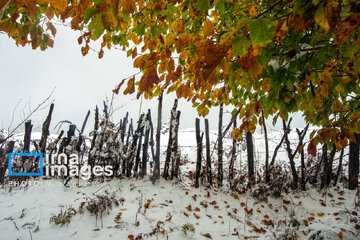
(0, 179), (358, 239)
(1, 129), (359, 239)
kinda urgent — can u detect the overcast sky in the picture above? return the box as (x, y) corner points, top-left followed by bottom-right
(0, 24), (306, 136)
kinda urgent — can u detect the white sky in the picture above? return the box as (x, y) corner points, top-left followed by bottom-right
(0, 25), (306, 136)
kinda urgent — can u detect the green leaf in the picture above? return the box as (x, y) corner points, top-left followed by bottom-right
(194, 0), (211, 14)
(134, 22), (146, 35)
(314, 3), (330, 32)
(228, 62), (241, 72)
(192, 102), (200, 108)
(215, 0), (226, 15)
(127, 48), (132, 57)
(88, 13), (105, 40)
(233, 36), (250, 57)
(248, 19), (275, 47)
(84, 8), (100, 24)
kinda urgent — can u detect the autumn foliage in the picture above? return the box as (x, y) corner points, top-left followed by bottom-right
(1, 0), (360, 155)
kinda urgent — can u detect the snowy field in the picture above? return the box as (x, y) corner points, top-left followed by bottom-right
(0, 129), (359, 239)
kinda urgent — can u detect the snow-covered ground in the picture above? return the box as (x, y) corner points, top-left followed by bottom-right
(1, 129), (359, 239)
(1, 178), (359, 239)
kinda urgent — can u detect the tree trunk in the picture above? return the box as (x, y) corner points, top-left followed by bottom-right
(127, 114), (143, 178)
(262, 112), (269, 183)
(89, 106), (99, 169)
(321, 144), (336, 189)
(0, 141), (15, 183)
(141, 111), (151, 177)
(270, 118), (293, 165)
(22, 120), (33, 171)
(40, 103), (54, 153)
(348, 133), (360, 190)
(152, 93), (162, 182)
(204, 119), (212, 186)
(163, 99), (177, 179)
(134, 115), (145, 177)
(171, 111), (181, 179)
(195, 118), (202, 188)
(76, 110), (90, 152)
(147, 109), (155, 165)
(218, 103), (223, 187)
(229, 117), (237, 181)
(333, 149), (344, 186)
(121, 112), (129, 144)
(296, 129), (306, 190)
(282, 119), (298, 186)
(23, 120), (32, 153)
(65, 124), (76, 147)
(246, 131), (254, 184)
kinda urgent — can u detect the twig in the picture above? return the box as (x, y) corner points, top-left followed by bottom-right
(3, 88), (55, 143)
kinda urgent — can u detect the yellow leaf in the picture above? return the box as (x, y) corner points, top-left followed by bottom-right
(261, 78), (270, 92)
(335, 83), (344, 93)
(50, 0), (67, 13)
(320, 73), (333, 83)
(338, 231), (343, 239)
(171, 20), (184, 33)
(180, 50), (189, 62)
(319, 84), (329, 98)
(203, 19), (214, 37)
(317, 213), (325, 217)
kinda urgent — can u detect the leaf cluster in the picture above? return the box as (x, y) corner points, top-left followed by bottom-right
(1, 0), (360, 155)
(49, 206), (76, 227)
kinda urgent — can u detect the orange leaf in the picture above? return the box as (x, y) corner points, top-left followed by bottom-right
(132, 47), (137, 59)
(124, 77), (135, 95)
(337, 14), (360, 46)
(186, 205), (192, 211)
(249, 6), (257, 17)
(307, 138), (317, 156)
(122, 0), (136, 13)
(139, 66), (159, 93)
(338, 231), (343, 239)
(77, 36), (83, 45)
(201, 233), (212, 239)
(113, 79), (126, 94)
(98, 49), (104, 59)
(144, 199), (152, 208)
